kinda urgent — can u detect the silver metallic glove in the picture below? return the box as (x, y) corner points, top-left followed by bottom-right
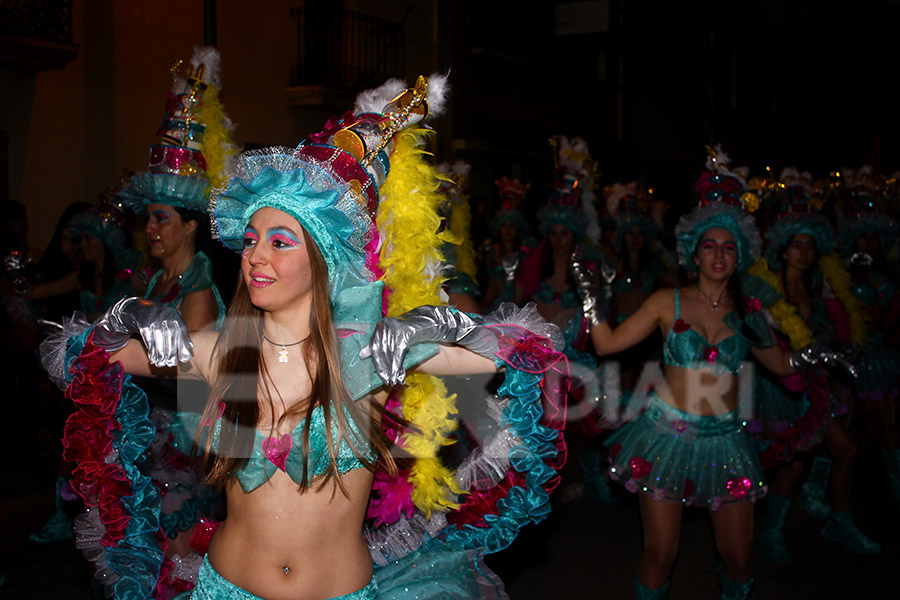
(848, 252), (873, 268)
(359, 305), (495, 386)
(569, 248), (609, 328)
(92, 297), (193, 367)
(501, 254), (520, 285)
(4, 248), (33, 295)
(789, 341), (859, 379)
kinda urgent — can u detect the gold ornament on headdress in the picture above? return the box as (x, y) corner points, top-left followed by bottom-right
(741, 192), (760, 213)
(334, 75), (430, 167)
(162, 57), (210, 178)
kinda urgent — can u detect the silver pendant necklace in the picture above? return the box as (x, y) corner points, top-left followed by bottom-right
(263, 334), (309, 363)
(696, 285), (726, 311)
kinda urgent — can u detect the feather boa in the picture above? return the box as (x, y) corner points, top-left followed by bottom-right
(747, 258), (815, 349)
(374, 125), (463, 518)
(747, 257), (839, 469)
(819, 254), (867, 346)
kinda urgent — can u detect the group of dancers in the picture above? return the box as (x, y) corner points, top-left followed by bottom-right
(1, 45), (898, 600)
(449, 141), (899, 598)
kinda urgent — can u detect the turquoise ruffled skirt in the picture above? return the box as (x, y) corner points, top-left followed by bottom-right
(606, 394), (766, 509)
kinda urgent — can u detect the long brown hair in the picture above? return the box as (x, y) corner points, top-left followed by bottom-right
(197, 228), (396, 490)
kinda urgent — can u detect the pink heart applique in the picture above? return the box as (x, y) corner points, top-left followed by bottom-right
(336, 328), (365, 339)
(262, 434), (293, 472)
(672, 319), (691, 333)
(630, 456), (653, 479)
(704, 345), (719, 365)
(726, 476), (752, 499)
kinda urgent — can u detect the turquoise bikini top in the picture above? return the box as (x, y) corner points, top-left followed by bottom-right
(212, 281), (437, 493)
(852, 278), (894, 309)
(662, 289), (754, 375)
(222, 404), (376, 493)
(612, 271), (656, 295)
(534, 282), (580, 309)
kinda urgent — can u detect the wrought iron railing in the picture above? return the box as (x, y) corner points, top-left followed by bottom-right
(0, 0), (74, 44)
(290, 6), (404, 92)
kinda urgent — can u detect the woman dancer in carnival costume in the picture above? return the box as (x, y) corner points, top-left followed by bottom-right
(120, 46), (235, 332)
(479, 176), (533, 312)
(603, 182), (677, 404)
(749, 167), (879, 563)
(33, 196), (143, 321)
(435, 160), (481, 313)
(516, 136), (616, 502)
(584, 146), (856, 599)
(836, 167), (900, 512)
(41, 74), (568, 599)
(116, 47), (238, 560)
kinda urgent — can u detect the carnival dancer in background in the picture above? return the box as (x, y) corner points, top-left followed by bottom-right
(603, 181), (678, 403)
(116, 46), (239, 560)
(516, 136), (616, 502)
(34, 197), (144, 321)
(30, 201), (91, 325)
(42, 74), (568, 600)
(478, 176), (533, 311)
(583, 146), (856, 599)
(838, 167), (900, 513)
(750, 167), (879, 564)
(120, 46), (235, 331)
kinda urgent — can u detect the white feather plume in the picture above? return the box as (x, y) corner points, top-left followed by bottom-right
(191, 46), (223, 89)
(424, 71), (450, 118)
(354, 78), (408, 115)
(354, 71), (450, 119)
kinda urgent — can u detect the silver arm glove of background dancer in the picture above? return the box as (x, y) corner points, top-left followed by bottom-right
(360, 305), (497, 386)
(501, 254), (519, 285)
(569, 248), (612, 328)
(789, 341), (859, 379)
(92, 297), (193, 367)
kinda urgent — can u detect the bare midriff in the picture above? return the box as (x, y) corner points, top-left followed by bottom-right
(207, 467), (375, 600)
(656, 364), (740, 416)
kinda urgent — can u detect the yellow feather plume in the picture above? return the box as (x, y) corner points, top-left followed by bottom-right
(377, 126), (464, 515)
(195, 84), (238, 191)
(748, 258), (815, 349)
(819, 254), (868, 346)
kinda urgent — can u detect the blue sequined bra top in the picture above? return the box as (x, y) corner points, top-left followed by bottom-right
(215, 403), (376, 493)
(662, 289), (751, 375)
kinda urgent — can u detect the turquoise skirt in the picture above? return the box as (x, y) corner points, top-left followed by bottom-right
(181, 543), (504, 600)
(185, 557), (377, 600)
(606, 394), (766, 510)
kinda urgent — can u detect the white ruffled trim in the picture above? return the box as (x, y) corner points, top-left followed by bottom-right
(74, 508), (118, 595)
(169, 552), (204, 586)
(485, 302), (564, 352)
(39, 312), (91, 390)
(366, 512), (449, 566)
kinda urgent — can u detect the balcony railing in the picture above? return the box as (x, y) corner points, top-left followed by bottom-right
(289, 6), (404, 103)
(0, 0), (78, 70)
